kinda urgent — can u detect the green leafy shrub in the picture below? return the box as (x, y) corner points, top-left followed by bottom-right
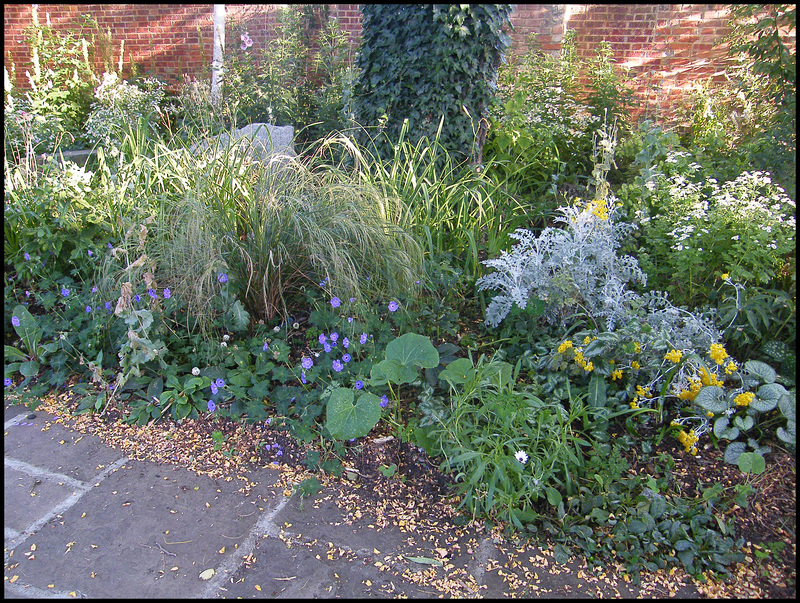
(84, 72), (167, 151)
(426, 353), (590, 529)
(354, 4), (513, 164)
(484, 30), (599, 222)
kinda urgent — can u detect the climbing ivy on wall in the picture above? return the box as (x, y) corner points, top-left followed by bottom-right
(353, 4), (513, 164)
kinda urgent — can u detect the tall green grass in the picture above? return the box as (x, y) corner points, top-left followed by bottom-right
(98, 125), (424, 331)
(309, 121), (537, 282)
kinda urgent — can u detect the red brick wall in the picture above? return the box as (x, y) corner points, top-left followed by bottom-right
(4, 4), (795, 123)
(4, 4), (214, 89)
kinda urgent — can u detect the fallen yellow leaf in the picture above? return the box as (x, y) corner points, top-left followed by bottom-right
(219, 547), (226, 554)
(199, 568), (215, 580)
(255, 585), (262, 591)
(9, 575), (19, 584)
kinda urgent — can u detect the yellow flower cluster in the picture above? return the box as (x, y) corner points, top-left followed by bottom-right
(698, 366), (724, 387)
(709, 343), (729, 365)
(611, 369), (623, 381)
(676, 429), (699, 455)
(634, 342), (642, 354)
(583, 335), (597, 345)
(572, 349), (594, 372)
(585, 198), (609, 221)
(664, 349), (683, 364)
(636, 385), (652, 398)
(724, 361), (738, 375)
(557, 340), (573, 354)
(631, 360), (640, 370)
(720, 273), (730, 281)
(676, 375), (703, 401)
(734, 391), (755, 407)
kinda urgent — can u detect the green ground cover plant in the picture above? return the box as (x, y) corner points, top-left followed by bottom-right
(4, 3), (795, 586)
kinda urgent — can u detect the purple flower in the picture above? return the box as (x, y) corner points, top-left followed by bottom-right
(360, 333), (368, 345)
(332, 359), (343, 372)
(380, 395), (389, 408)
(210, 382), (219, 395)
(148, 288), (158, 299)
(163, 288), (171, 299)
(301, 357), (313, 370)
(349, 297), (355, 303)
(215, 378), (225, 389)
(108, 243), (113, 249)
(11, 316), (20, 327)
(301, 371), (307, 384)
(86, 305), (92, 313)
(331, 296), (341, 308)
(330, 332), (339, 343)
(342, 353), (351, 363)
(323, 342), (332, 353)
(91, 286), (98, 293)
(24, 252), (30, 261)
(263, 341), (270, 352)
(388, 301), (399, 312)
(342, 337), (350, 349)
(266, 418), (272, 425)
(134, 294), (141, 303)
(318, 333), (327, 345)
(87, 250), (93, 257)
(354, 380), (363, 390)
(4, 378), (12, 387)
(105, 301), (112, 310)
(218, 273), (228, 284)
(347, 317), (353, 323)
(207, 400), (216, 412)
(61, 288), (70, 297)
(275, 448), (283, 457)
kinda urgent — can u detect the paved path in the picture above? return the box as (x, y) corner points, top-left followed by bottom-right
(4, 403), (701, 598)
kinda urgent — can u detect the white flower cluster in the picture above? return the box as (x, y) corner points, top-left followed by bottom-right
(84, 72), (165, 148)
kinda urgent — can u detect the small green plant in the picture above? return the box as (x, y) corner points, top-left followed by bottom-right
(293, 476), (323, 511)
(426, 353), (590, 529)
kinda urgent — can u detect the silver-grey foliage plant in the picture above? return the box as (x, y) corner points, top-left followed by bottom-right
(478, 119), (722, 351)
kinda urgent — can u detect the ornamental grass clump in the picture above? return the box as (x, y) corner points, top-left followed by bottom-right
(200, 140), (424, 324)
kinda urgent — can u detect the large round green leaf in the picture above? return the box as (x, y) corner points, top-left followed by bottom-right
(384, 333), (439, 369)
(326, 388), (381, 441)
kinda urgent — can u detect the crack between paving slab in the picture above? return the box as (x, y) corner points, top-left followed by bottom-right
(4, 581), (87, 599)
(4, 457), (88, 491)
(200, 491), (294, 597)
(469, 537), (495, 589)
(3, 456), (129, 552)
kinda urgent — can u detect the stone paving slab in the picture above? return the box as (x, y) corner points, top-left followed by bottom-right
(5, 412), (125, 484)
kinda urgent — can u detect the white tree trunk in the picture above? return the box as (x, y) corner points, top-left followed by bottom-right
(211, 4), (225, 108)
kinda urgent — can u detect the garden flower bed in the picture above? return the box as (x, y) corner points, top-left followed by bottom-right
(4, 4), (795, 594)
